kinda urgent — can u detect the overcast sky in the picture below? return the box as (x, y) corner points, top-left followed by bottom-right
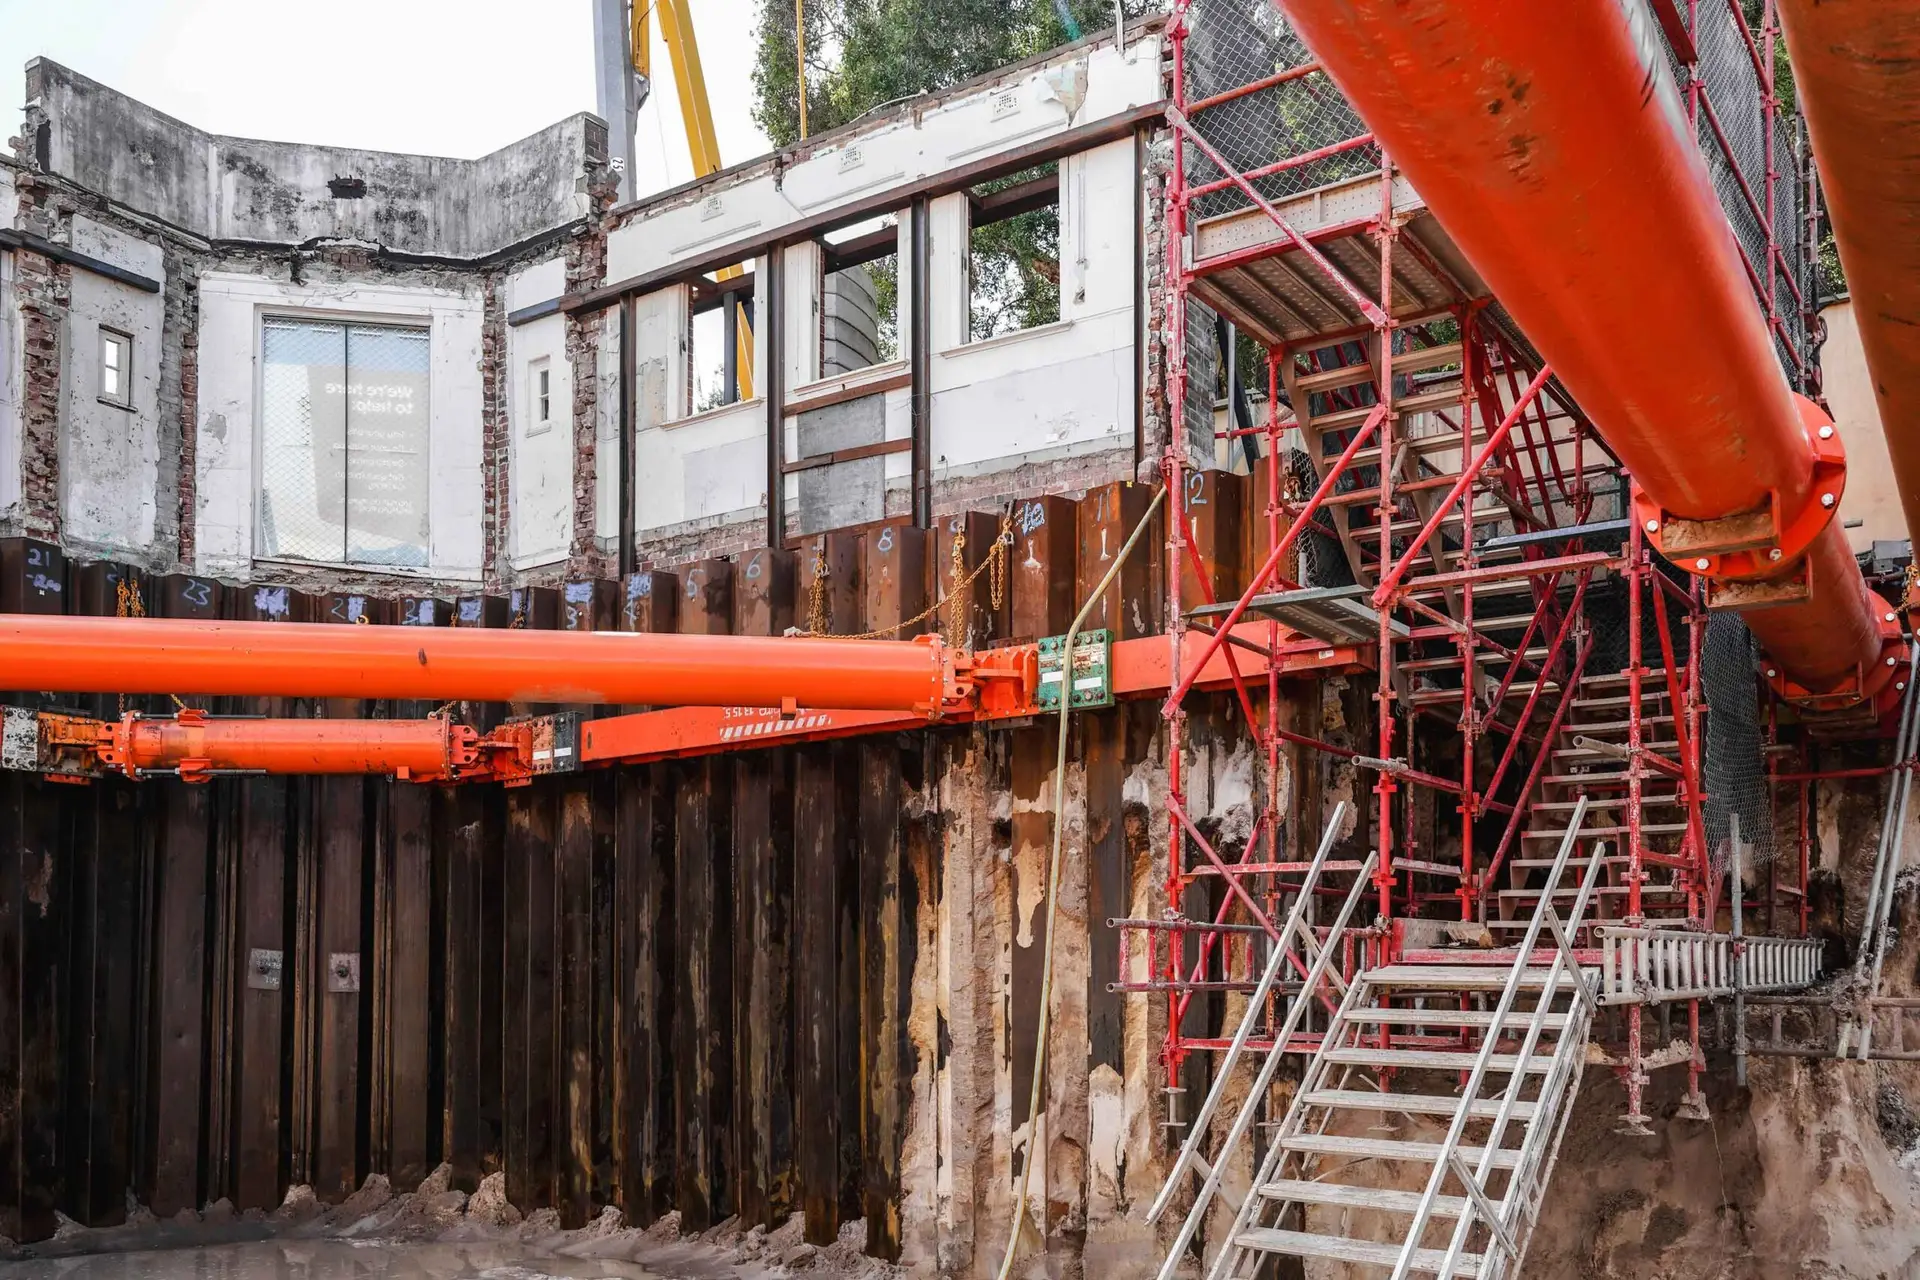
(0, 0), (776, 199)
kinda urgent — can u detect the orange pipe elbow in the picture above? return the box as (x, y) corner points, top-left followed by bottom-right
(1282, 0), (1893, 699)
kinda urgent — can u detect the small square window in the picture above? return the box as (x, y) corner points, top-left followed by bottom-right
(100, 329), (132, 407)
(526, 358), (553, 436)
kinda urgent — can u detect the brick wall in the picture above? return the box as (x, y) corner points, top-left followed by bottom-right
(12, 175), (67, 542)
(481, 273), (508, 590)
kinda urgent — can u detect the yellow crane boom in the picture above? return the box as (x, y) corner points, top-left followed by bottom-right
(634, 0), (756, 402)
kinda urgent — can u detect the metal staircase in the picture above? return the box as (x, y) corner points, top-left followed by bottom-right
(1151, 800), (1603, 1280)
(1492, 668), (1699, 931)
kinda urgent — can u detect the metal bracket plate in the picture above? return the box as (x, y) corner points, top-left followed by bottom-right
(1037, 629), (1113, 710)
(247, 948), (283, 991)
(326, 952), (360, 993)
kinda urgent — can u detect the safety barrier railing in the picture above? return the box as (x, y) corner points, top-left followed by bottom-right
(1595, 926), (1822, 1005)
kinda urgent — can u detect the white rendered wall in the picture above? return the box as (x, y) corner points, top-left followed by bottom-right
(926, 141), (1135, 480)
(604, 34), (1161, 286)
(61, 215), (164, 552)
(631, 257), (771, 533)
(506, 256), (570, 570)
(194, 271), (485, 580)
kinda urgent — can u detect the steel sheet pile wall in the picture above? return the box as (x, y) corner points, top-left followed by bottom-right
(0, 477), (1326, 1267)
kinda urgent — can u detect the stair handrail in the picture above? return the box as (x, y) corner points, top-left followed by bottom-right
(1147, 821), (1375, 1280)
(1201, 926), (1377, 1280)
(1393, 796), (1601, 1280)
(1145, 800), (1348, 1229)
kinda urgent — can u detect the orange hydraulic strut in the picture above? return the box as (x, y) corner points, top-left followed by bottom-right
(1282, 0), (1902, 709)
(94, 708), (483, 783)
(0, 616), (1001, 715)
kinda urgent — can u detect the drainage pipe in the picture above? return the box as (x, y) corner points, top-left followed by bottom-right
(1280, 0), (1898, 704)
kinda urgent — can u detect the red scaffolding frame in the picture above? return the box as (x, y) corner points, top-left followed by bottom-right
(1127, 0), (1789, 1126)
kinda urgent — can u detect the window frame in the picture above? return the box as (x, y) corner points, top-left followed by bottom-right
(963, 166), (1063, 345)
(253, 311), (435, 573)
(816, 212), (905, 381)
(98, 326), (132, 409)
(527, 356), (553, 436)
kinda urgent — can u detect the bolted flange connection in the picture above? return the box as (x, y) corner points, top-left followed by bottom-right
(1632, 395), (1848, 583)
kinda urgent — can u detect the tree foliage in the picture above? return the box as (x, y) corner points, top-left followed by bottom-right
(751, 0), (1151, 150)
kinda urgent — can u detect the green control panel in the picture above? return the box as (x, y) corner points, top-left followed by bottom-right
(1037, 629), (1114, 711)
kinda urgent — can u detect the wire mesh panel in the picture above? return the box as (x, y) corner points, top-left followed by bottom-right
(1684, 3), (1814, 383)
(1182, 0), (1378, 222)
(1286, 447), (1353, 588)
(1702, 613), (1779, 873)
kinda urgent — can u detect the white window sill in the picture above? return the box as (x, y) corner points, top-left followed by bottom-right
(940, 316), (1075, 358)
(787, 359), (910, 405)
(98, 395), (134, 412)
(660, 395), (766, 431)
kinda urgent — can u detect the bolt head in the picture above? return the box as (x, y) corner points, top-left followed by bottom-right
(1821, 492), (1837, 508)
(1901, 682), (1909, 692)
(1644, 519), (1660, 534)
(1766, 668), (1779, 679)
(1891, 656), (1901, 667)
(1889, 611), (1900, 623)
(1769, 547), (1783, 561)
(1695, 557), (1711, 570)
(1819, 424), (1834, 440)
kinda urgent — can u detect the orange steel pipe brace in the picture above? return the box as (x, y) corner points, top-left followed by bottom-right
(98, 711), (479, 782)
(1777, 0), (1920, 546)
(0, 616), (967, 713)
(1281, 0), (1895, 699)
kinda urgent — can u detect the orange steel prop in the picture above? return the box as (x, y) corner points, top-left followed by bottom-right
(1777, 0), (1920, 543)
(0, 616), (976, 714)
(1282, 0), (1897, 702)
(97, 708), (481, 783)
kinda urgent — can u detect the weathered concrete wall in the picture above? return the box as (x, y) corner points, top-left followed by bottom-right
(506, 257), (571, 570)
(26, 59), (601, 259)
(59, 216), (165, 555)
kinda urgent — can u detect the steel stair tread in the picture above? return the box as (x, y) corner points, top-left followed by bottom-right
(1364, 964), (1593, 989)
(1323, 1046), (1558, 1072)
(1257, 1179), (1471, 1218)
(1234, 1227), (1485, 1275)
(1342, 1007), (1572, 1030)
(1280, 1132), (1525, 1170)
(1301, 1087), (1542, 1120)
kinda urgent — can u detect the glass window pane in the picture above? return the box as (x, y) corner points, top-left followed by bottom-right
(260, 319), (348, 561)
(344, 325), (431, 568)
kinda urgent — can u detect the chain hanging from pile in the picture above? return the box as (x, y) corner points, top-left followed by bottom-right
(798, 510), (1013, 645)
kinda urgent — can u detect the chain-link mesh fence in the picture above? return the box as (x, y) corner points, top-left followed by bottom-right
(1684, 3), (1816, 383)
(1182, 0), (1379, 223)
(1702, 612), (1780, 873)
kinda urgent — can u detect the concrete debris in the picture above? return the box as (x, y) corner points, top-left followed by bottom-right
(466, 1172), (522, 1227)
